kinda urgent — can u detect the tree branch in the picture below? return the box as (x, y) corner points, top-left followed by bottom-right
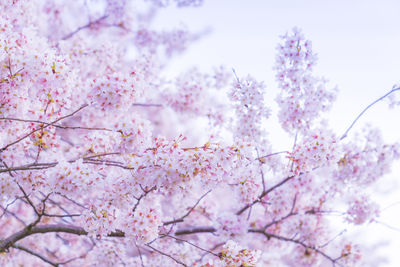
(340, 87), (400, 140)
(174, 226), (216, 236)
(12, 244), (59, 266)
(248, 229), (345, 267)
(146, 244), (187, 266)
(164, 190), (211, 225)
(0, 117), (113, 131)
(0, 104), (88, 152)
(161, 234), (219, 257)
(62, 15), (108, 40)
(236, 174), (297, 215)
(0, 224), (124, 253)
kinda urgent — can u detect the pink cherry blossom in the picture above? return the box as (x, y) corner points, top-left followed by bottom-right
(0, 1), (399, 267)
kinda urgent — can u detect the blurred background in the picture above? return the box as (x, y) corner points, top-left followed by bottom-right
(153, 0), (400, 266)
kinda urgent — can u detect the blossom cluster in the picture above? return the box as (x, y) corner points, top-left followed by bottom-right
(345, 195), (379, 225)
(275, 28), (337, 134)
(334, 127), (400, 186)
(289, 129), (339, 174)
(218, 240), (261, 267)
(162, 68), (230, 125)
(122, 196), (162, 244)
(229, 75), (270, 145)
(89, 73), (137, 114)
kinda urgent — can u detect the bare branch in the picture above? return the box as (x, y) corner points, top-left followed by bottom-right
(248, 229), (345, 267)
(164, 190), (212, 225)
(374, 220), (400, 232)
(236, 174), (297, 215)
(0, 205), (26, 226)
(263, 193), (298, 230)
(146, 244), (187, 266)
(132, 103), (163, 107)
(0, 117), (113, 131)
(0, 224), (123, 253)
(161, 234), (219, 257)
(62, 15), (108, 40)
(174, 226), (216, 236)
(132, 185), (157, 213)
(135, 243), (145, 267)
(255, 148), (266, 192)
(257, 150), (288, 162)
(17, 183), (40, 218)
(12, 244), (59, 266)
(341, 87), (400, 140)
(0, 104), (88, 152)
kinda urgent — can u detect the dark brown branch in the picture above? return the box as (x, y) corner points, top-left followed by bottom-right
(12, 244), (59, 266)
(0, 205), (26, 226)
(0, 117), (113, 131)
(146, 244), (187, 266)
(236, 174), (296, 215)
(172, 223), (345, 265)
(132, 185), (157, 213)
(0, 224), (124, 253)
(164, 190), (211, 225)
(0, 197), (21, 219)
(0, 104), (88, 152)
(0, 164), (55, 173)
(135, 243), (145, 267)
(174, 226), (216, 236)
(0, 220), (347, 266)
(55, 193), (87, 210)
(161, 234), (219, 257)
(0, 152), (126, 173)
(248, 229), (345, 267)
(263, 193), (298, 230)
(38, 192), (81, 221)
(0, 158), (15, 177)
(17, 183), (40, 218)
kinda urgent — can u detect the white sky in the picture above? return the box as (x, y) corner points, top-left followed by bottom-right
(154, 1), (400, 266)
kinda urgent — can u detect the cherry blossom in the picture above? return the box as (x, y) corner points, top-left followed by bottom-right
(0, 1), (399, 267)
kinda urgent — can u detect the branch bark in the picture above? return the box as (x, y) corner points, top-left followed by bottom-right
(0, 224), (124, 253)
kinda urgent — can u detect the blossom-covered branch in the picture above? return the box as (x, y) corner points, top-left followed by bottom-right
(0, 1), (398, 266)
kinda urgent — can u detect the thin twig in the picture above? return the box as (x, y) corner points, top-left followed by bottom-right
(0, 104), (88, 152)
(263, 193), (298, 230)
(135, 243), (145, 267)
(256, 148), (266, 192)
(12, 244), (59, 266)
(249, 229), (345, 267)
(257, 151), (288, 161)
(146, 244), (187, 266)
(0, 205), (26, 226)
(161, 234), (219, 257)
(132, 103), (163, 107)
(340, 87), (400, 140)
(374, 220), (400, 232)
(236, 174), (297, 215)
(62, 15), (108, 40)
(164, 190), (212, 225)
